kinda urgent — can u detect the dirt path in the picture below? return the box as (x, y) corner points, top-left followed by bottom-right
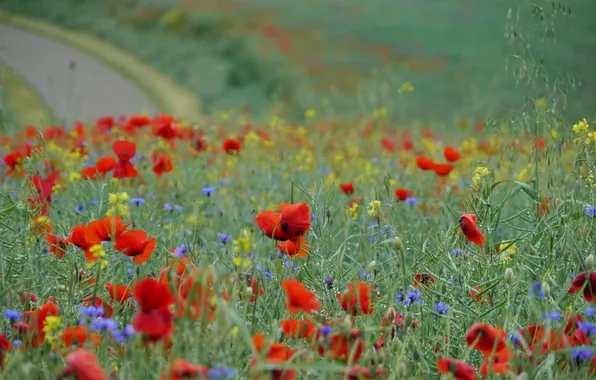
(0, 24), (156, 125)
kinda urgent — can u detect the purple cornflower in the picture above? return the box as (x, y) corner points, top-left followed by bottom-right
(112, 325), (136, 343)
(320, 325), (332, 336)
(403, 289), (423, 307)
(587, 306), (595, 318)
(12, 340), (22, 348)
(164, 203), (173, 211)
(90, 317), (119, 332)
(435, 302), (449, 315)
(218, 233), (232, 243)
(129, 198), (145, 206)
(173, 205), (183, 212)
(79, 306), (104, 318)
(578, 321), (596, 335)
(585, 206), (596, 217)
(571, 347), (595, 360)
(530, 281), (545, 300)
(75, 205), (84, 213)
(173, 245), (187, 258)
(542, 311), (562, 321)
(202, 187), (216, 196)
(4, 310), (22, 321)
(405, 197), (418, 207)
(396, 290), (405, 303)
(451, 248), (465, 257)
(207, 367), (235, 379)
(324, 277), (335, 288)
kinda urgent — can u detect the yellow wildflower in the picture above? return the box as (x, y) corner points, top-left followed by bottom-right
(472, 166), (489, 187)
(305, 109), (316, 119)
(367, 200), (382, 216)
(346, 203), (359, 221)
(233, 228), (256, 254)
(398, 81), (414, 94)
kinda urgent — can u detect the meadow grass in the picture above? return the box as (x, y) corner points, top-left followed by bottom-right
(0, 92), (596, 379)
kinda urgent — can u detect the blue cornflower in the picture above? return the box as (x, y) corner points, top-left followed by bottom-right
(403, 289), (423, 306)
(542, 311), (562, 321)
(587, 306), (596, 318)
(508, 333), (522, 346)
(578, 321), (596, 335)
(405, 197), (418, 207)
(202, 187), (216, 196)
(218, 233), (232, 242)
(164, 203), (173, 211)
(89, 199), (99, 206)
(451, 248), (465, 257)
(435, 302), (449, 315)
(311, 213), (317, 221)
(173, 245), (187, 258)
(127, 267), (133, 276)
(320, 325), (332, 337)
(129, 198), (145, 206)
(75, 205), (84, 213)
(207, 367), (235, 379)
(324, 277), (335, 287)
(12, 340), (22, 348)
(79, 306), (104, 318)
(264, 270), (273, 279)
(360, 272), (373, 281)
(112, 325), (136, 343)
(173, 205), (183, 212)
(530, 281), (545, 300)
(571, 347), (595, 360)
(90, 318), (119, 332)
(395, 290), (405, 303)
(4, 310), (22, 321)
(585, 206), (596, 217)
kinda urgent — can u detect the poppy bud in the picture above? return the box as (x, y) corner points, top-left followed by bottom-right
(392, 237), (403, 251)
(586, 254), (595, 270)
(504, 268), (514, 284)
(542, 282), (551, 298)
(368, 261), (376, 271)
(243, 287), (254, 299)
(404, 312), (413, 328)
(396, 363), (408, 377)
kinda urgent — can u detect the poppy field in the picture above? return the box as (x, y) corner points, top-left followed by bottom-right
(1, 106), (596, 380)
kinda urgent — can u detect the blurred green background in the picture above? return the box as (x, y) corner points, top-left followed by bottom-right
(2, 0), (595, 122)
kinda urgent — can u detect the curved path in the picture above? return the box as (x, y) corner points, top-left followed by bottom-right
(0, 24), (156, 125)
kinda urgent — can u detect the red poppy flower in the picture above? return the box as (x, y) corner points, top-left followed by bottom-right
(394, 188), (414, 201)
(222, 138), (241, 154)
(460, 213), (485, 246)
(414, 273), (436, 289)
(114, 230), (157, 264)
(152, 154), (174, 176)
(280, 319), (317, 339)
(280, 203), (311, 241)
(3, 151), (24, 176)
(480, 346), (514, 378)
(338, 282), (375, 316)
(568, 272), (596, 303)
(433, 163), (454, 176)
(86, 216), (130, 244)
(282, 279), (320, 315)
(61, 326), (101, 348)
(18, 290), (38, 306)
(254, 210), (289, 241)
(437, 358), (475, 380)
(469, 286), (491, 305)
(0, 335), (11, 370)
(246, 276), (265, 303)
(96, 157), (116, 175)
(112, 140), (138, 179)
(340, 183), (354, 195)
(81, 167), (98, 180)
(160, 359), (208, 380)
(153, 120), (179, 141)
(66, 224), (97, 262)
(319, 329), (364, 362)
(465, 323), (506, 354)
(59, 348), (108, 380)
(46, 233), (68, 259)
(416, 156), (435, 171)
(194, 137), (208, 152)
(106, 283), (132, 303)
(444, 146), (461, 162)
(380, 138), (395, 153)
(251, 334), (296, 380)
(133, 278), (175, 343)
(277, 237), (310, 258)
(346, 367), (387, 380)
